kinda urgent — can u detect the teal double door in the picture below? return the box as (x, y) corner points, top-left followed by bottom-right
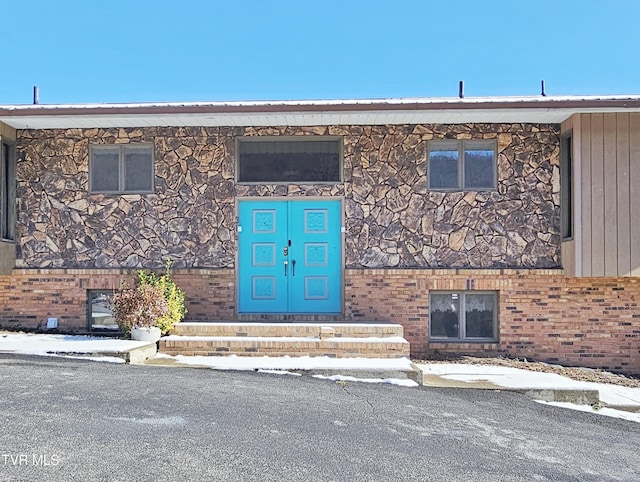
(238, 200), (342, 313)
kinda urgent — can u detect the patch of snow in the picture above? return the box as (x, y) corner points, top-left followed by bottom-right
(418, 363), (640, 406)
(536, 401), (640, 424)
(419, 363), (577, 387)
(313, 374), (418, 387)
(172, 354), (414, 371)
(168, 354), (416, 387)
(257, 369), (302, 377)
(329, 336), (408, 343)
(164, 335), (316, 342)
(163, 335), (407, 343)
(55, 354), (126, 364)
(417, 363), (640, 409)
(0, 333), (150, 357)
(153, 352), (174, 359)
(106, 415), (187, 426)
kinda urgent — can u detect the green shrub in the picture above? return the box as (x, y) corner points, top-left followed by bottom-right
(137, 259), (187, 334)
(110, 284), (169, 334)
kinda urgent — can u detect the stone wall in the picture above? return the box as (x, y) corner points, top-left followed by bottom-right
(342, 124), (560, 268)
(16, 124), (560, 269)
(17, 128), (236, 269)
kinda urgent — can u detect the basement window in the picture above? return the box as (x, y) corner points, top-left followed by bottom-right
(88, 290), (119, 332)
(429, 291), (498, 342)
(428, 140), (496, 191)
(237, 137), (342, 183)
(89, 144), (154, 193)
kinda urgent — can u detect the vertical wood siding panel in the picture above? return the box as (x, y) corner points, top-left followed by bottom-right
(580, 114), (592, 276)
(603, 114), (618, 276)
(0, 122), (16, 141)
(591, 114), (605, 276)
(561, 240), (575, 276)
(630, 113), (640, 276)
(616, 113), (631, 276)
(572, 114), (582, 276)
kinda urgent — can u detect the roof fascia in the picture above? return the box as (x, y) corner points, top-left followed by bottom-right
(1, 96), (640, 118)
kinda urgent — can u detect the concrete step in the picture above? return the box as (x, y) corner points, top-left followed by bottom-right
(160, 335), (409, 359)
(160, 322), (410, 359)
(171, 321), (405, 339)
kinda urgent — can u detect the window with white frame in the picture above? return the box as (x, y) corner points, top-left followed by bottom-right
(429, 291), (498, 341)
(428, 139), (496, 190)
(89, 144), (154, 193)
(1, 139), (16, 241)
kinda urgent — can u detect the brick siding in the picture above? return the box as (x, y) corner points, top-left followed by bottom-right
(0, 269), (235, 331)
(345, 269), (640, 374)
(1, 268), (638, 374)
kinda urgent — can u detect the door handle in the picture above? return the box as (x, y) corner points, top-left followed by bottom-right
(284, 260), (288, 277)
(292, 259), (296, 277)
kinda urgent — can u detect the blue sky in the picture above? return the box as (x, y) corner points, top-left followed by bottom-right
(2, 0), (639, 104)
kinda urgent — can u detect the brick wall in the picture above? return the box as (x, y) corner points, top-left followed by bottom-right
(1, 268), (638, 374)
(0, 269), (235, 331)
(344, 269), (640, 375)
(169, 270), (235, 320)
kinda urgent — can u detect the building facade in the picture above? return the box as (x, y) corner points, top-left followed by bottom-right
(0, 96), (638, 373)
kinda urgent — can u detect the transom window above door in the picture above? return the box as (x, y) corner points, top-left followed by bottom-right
(237, 137), (342, 183)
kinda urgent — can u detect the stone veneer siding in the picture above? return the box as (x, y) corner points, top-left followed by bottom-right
(15, 124), (560, 269)
(0, 269), (638, 374)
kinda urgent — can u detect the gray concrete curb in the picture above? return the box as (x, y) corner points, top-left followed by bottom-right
(510, 388), (600, 405)
(115, 342), (158, 364)
(411, 363), (602, 406)
(294, 368), (417, 380)
(44, 342), (158, 364)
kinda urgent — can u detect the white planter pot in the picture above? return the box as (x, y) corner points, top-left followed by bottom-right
(130, 326), (162, 342)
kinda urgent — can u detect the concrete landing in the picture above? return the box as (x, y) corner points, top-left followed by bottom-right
(0, 333), (157, 364)
(413, 364), (604, 406)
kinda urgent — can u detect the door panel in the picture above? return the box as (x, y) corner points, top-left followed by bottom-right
(238, 200), (341, 313)
(288, 201), (341, 313)
(238, 202), (288, 312)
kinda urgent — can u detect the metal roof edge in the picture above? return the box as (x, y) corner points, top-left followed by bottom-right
(1, 94), (640, 117)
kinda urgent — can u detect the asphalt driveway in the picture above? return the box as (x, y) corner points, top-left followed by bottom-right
(1, 354), (638, 481)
